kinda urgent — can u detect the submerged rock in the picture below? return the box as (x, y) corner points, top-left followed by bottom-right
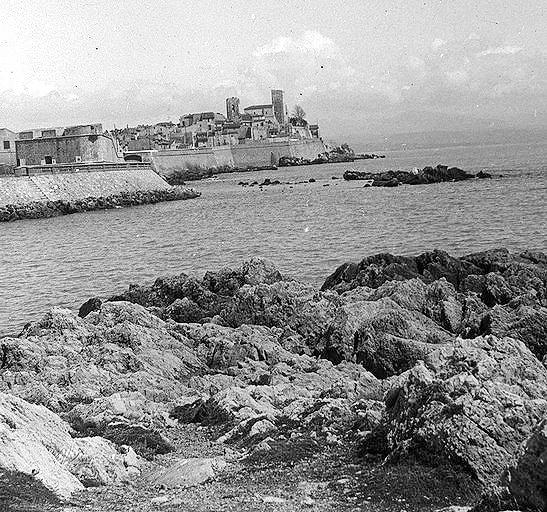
(343, 164), (475, 186)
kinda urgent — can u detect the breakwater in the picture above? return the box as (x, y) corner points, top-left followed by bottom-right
(0, 166), (200, 221)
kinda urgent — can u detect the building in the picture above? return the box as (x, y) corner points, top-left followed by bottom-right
(226, 97), (240, 121)
(0, 128), (17, 166)
(271, 89), (285, 125)
(243, 104), (275, 119)
(179, 112), (226, 132)
(16, 124), (122, 166)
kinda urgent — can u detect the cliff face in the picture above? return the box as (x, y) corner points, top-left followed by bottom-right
(0, 250), (545, 511)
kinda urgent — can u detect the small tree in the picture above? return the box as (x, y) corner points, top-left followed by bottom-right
(291, 105), (307, 125)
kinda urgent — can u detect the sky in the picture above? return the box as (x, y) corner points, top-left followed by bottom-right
(1, 0), (546, 139)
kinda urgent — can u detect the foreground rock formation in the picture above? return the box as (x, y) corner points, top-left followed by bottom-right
(343, 164), (492, 186)
(1, 249), (546, 510)
(0, 392), (140, 501)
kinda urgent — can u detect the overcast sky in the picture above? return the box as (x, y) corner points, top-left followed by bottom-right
(1, 0), (546, 138)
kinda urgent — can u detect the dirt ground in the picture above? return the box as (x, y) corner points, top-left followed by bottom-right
(2, 424), (480, 512)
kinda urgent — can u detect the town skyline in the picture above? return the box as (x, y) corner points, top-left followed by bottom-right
(1, 0), (546, 139)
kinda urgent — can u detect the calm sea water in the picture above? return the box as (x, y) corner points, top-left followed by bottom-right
(1, 141), (546, 334)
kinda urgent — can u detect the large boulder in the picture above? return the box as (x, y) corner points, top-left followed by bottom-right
(0, 392), (139, 501)
(498, 417), (547, 511)
(363, 336), (547, 485)
(319, 297), (453, 374)
(322, 248), (546, 301)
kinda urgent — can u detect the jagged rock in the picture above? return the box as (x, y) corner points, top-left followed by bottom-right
(363, 336), (547, 485)
(78, 297), (102, 318)
(319, 297), (452, 375)
(342, 164), (474, 185)
(165, 297), (207, 323)
(144, 457), (226, 489)
(0, 392), (140, 501)
(0, 303), (205, 440)
(221, 281), (340, 345)
(109, 258), (285, 323)
(187, 355), (383, 445)
(174, 322), (308, 368)
(102, 420), (174, 459)
(322, 248), (547, 301)
(480, 305), (547, 360)
(501, 417), (547, 511)
(473, 417), (547, 512)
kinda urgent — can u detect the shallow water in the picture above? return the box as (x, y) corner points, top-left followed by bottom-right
(1, 141), (546, 334)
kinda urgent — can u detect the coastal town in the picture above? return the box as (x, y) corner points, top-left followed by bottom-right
(2, 2), (547, 511)
(0, 85), (489, 223)
(0, 89), (328, 175)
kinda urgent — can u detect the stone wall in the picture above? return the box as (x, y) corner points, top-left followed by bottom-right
(146, 138), (327, 177)
(0, 168), (172, 207)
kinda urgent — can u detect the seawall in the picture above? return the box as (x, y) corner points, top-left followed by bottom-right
(0, 167), (200, 221)
(146, 138), (327, 177)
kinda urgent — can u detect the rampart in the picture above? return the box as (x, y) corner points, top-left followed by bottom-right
(0, 164), (200, 222)
(133, 138), (327, 177)
(0, 165), (172, 207)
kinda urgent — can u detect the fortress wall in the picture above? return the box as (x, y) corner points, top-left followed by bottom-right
(147, 138), (327, 178)
(0, 169), (172, 207)
(230, 139), (327, 167)
(150, 149), (221, 176)
(210, 145), (235, 167)
(288, 139), (327, 160)
(230, 142), (278, 168)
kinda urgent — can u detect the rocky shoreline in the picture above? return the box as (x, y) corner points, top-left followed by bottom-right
(344, 164), (493, 186)
(1, 248), (545, 511)
(0, 186), (200, 222)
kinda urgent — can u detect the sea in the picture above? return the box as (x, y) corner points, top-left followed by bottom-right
(1, 140), (546, 335)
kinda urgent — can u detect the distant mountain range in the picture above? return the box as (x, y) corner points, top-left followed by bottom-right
(342, 127), (547, 152)
(327, 110), (546, 152)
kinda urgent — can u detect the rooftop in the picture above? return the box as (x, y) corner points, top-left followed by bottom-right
(244, 104), (273, 111)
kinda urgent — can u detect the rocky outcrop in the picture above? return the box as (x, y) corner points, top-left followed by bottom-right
(0, 392), (140, 501)
(2, 250), (547, 508)
(472, 416), (547, 511)
(0, 302), (206, 454)
(343, 164), (476, 186)
(0, 186), (200, 222)
(0, 298), (383, 457)
(362, 336), (547, 485)
(322, 248), (547, 361)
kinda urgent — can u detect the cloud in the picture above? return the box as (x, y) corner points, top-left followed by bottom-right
(253, 30), (342, 60)
(478, 45), (523, 56)
(0, 30), (545, 136)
